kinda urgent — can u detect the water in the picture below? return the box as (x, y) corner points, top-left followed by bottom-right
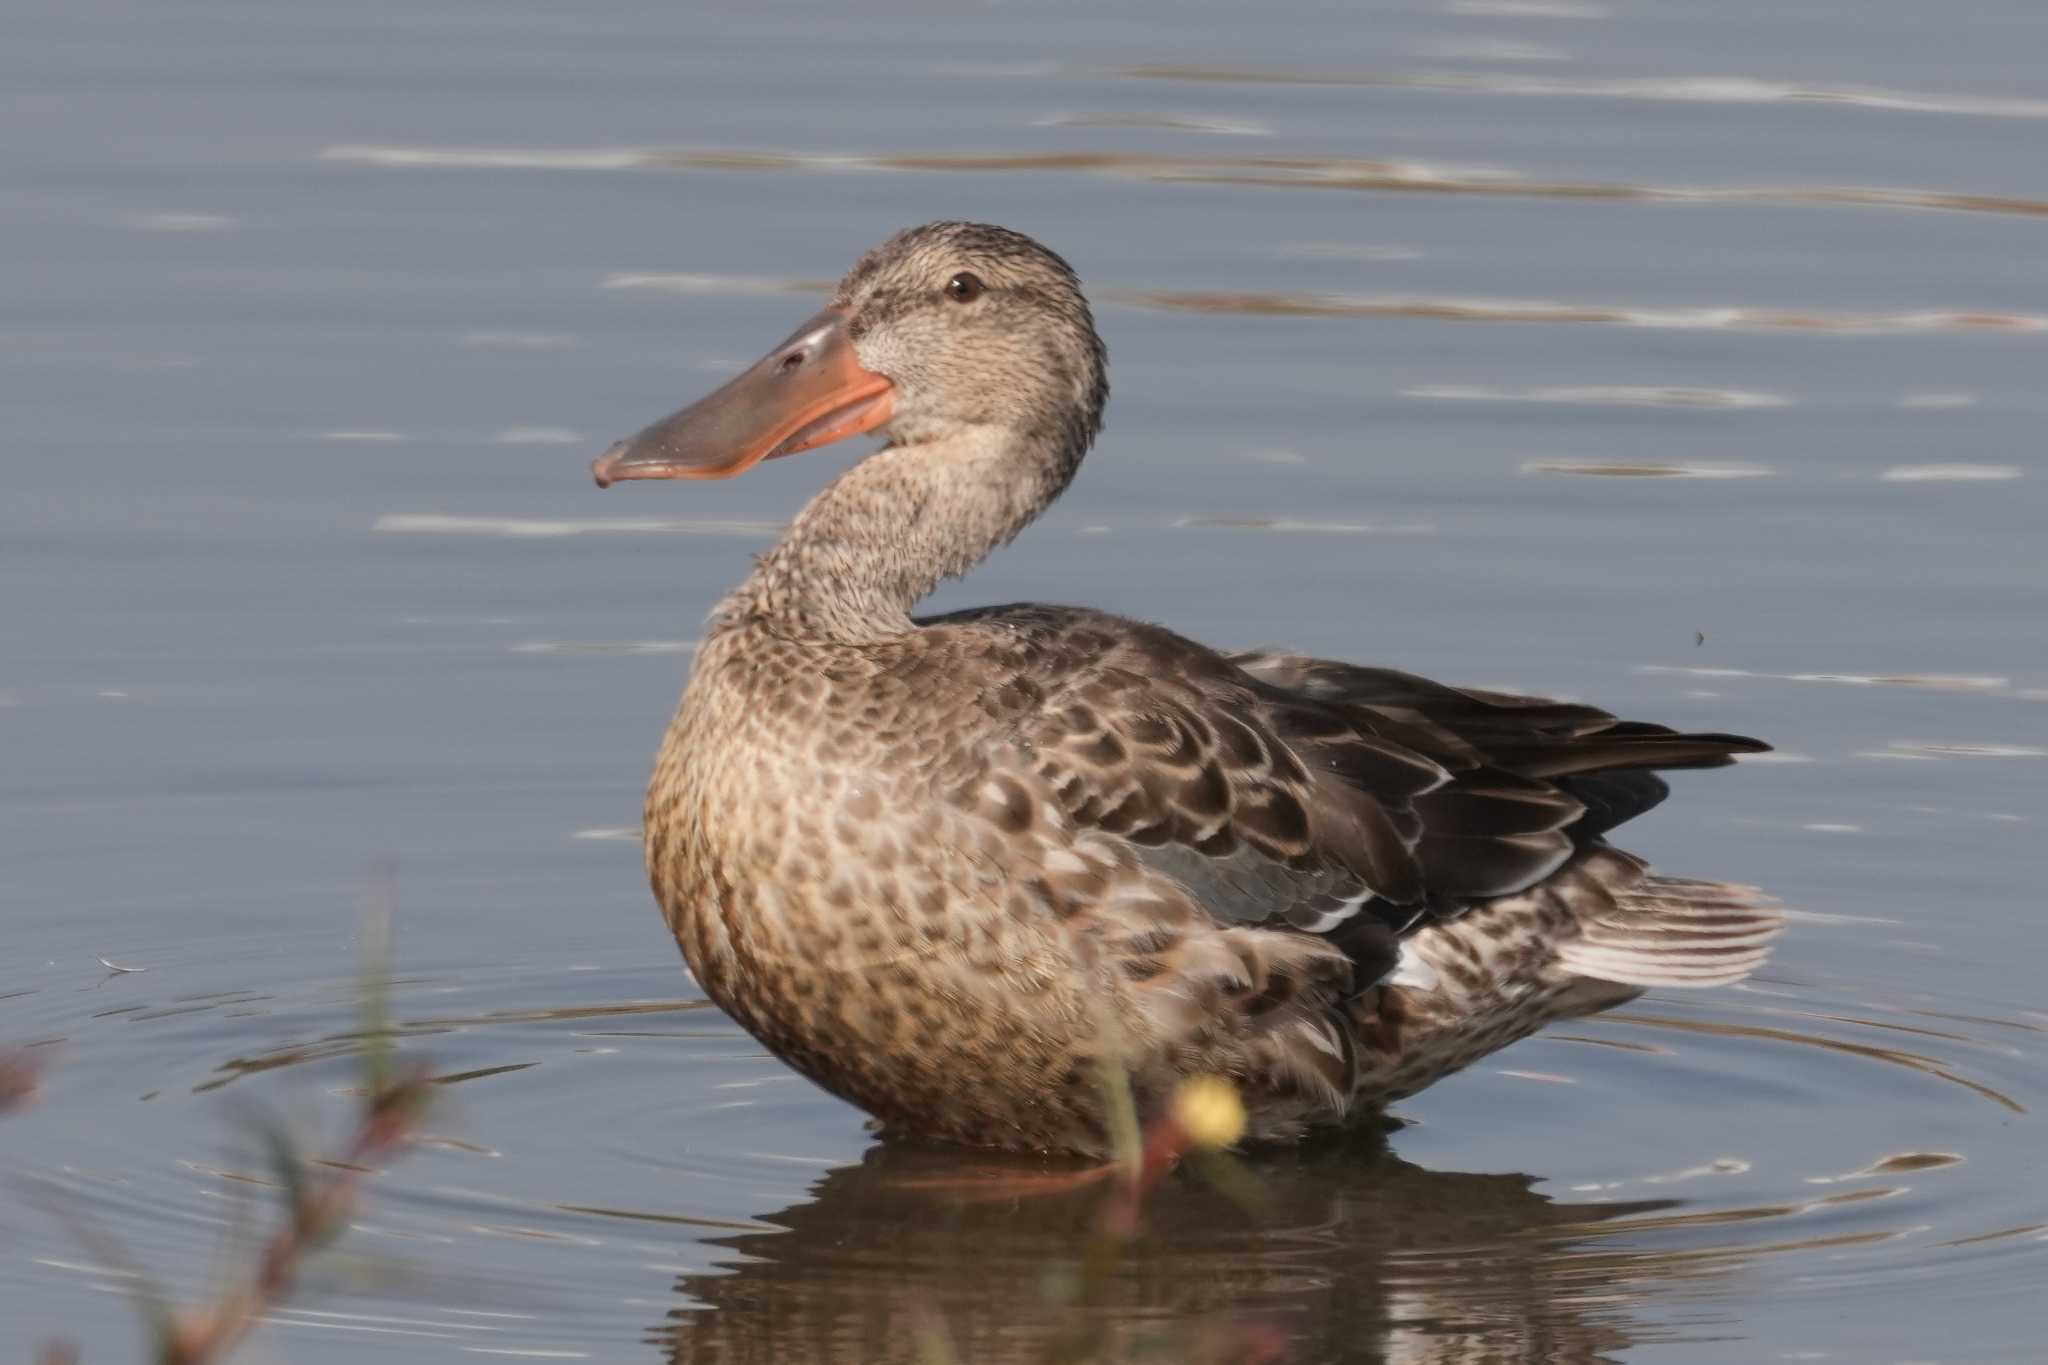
(5, 0), (2046, 1360)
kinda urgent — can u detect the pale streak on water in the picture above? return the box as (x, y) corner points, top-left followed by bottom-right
(3, 0), (2046, 1362)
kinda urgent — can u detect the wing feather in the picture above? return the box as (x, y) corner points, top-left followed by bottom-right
(921, 606), (1768, 979)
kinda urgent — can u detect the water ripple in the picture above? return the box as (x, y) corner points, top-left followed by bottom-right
(1114, 66), (2048, 121)
(372, 514), (779, 539)
(1412, 384), (1791, 409)
(1524, 460), (1774, 478)
(323, 144), (2048, 222)
(1115, 289), (2048, 333)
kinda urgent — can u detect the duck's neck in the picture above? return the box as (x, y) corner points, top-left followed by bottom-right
(713, 425), (1074, 643)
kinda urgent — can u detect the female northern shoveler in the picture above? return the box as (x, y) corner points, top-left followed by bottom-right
(591, 222), (1781, 1156)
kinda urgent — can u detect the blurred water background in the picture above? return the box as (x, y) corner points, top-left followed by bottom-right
(5, 1), (2047, 1360)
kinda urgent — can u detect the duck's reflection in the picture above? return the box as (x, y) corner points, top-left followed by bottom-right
(649, 1131), (1683, 1364)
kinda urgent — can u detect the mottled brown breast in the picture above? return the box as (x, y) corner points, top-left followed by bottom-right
(644, 624), (1140, 1151)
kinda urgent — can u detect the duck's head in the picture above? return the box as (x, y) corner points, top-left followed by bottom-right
(592, 222), (1107, 490)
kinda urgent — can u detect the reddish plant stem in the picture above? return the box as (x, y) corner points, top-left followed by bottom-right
(1100, 1116), (1189, 1239)
(159, 1072), (429, 1365)
(1, 1047), (44, 1115)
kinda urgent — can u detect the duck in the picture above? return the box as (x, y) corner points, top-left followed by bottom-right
(591, 221), (1782, 1157)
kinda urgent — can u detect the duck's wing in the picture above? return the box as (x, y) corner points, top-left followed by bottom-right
(927, 605), (1766, 971)
(1225, 648), (1761, 846)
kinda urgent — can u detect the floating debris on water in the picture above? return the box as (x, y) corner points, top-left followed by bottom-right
(1807, 1152), (1965, 1184)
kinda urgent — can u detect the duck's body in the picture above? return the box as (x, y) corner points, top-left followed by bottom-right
(598, 223), (1780, 1156)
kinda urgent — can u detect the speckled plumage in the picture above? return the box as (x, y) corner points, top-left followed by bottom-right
(610, 222), (1782, 1156)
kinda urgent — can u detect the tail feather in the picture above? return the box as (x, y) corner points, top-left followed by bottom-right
(1551, 857), (1784, 989)
(1554, 874), (1784, 989)
(1346, 848), (1783, 1106)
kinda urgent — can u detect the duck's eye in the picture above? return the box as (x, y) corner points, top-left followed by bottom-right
(944, 271), (986, 304)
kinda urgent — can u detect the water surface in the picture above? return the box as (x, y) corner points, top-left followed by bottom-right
(6, 1), (2047, 1361)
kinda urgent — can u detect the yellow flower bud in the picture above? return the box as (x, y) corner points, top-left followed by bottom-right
(1171, 1075), (1246, 1149)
